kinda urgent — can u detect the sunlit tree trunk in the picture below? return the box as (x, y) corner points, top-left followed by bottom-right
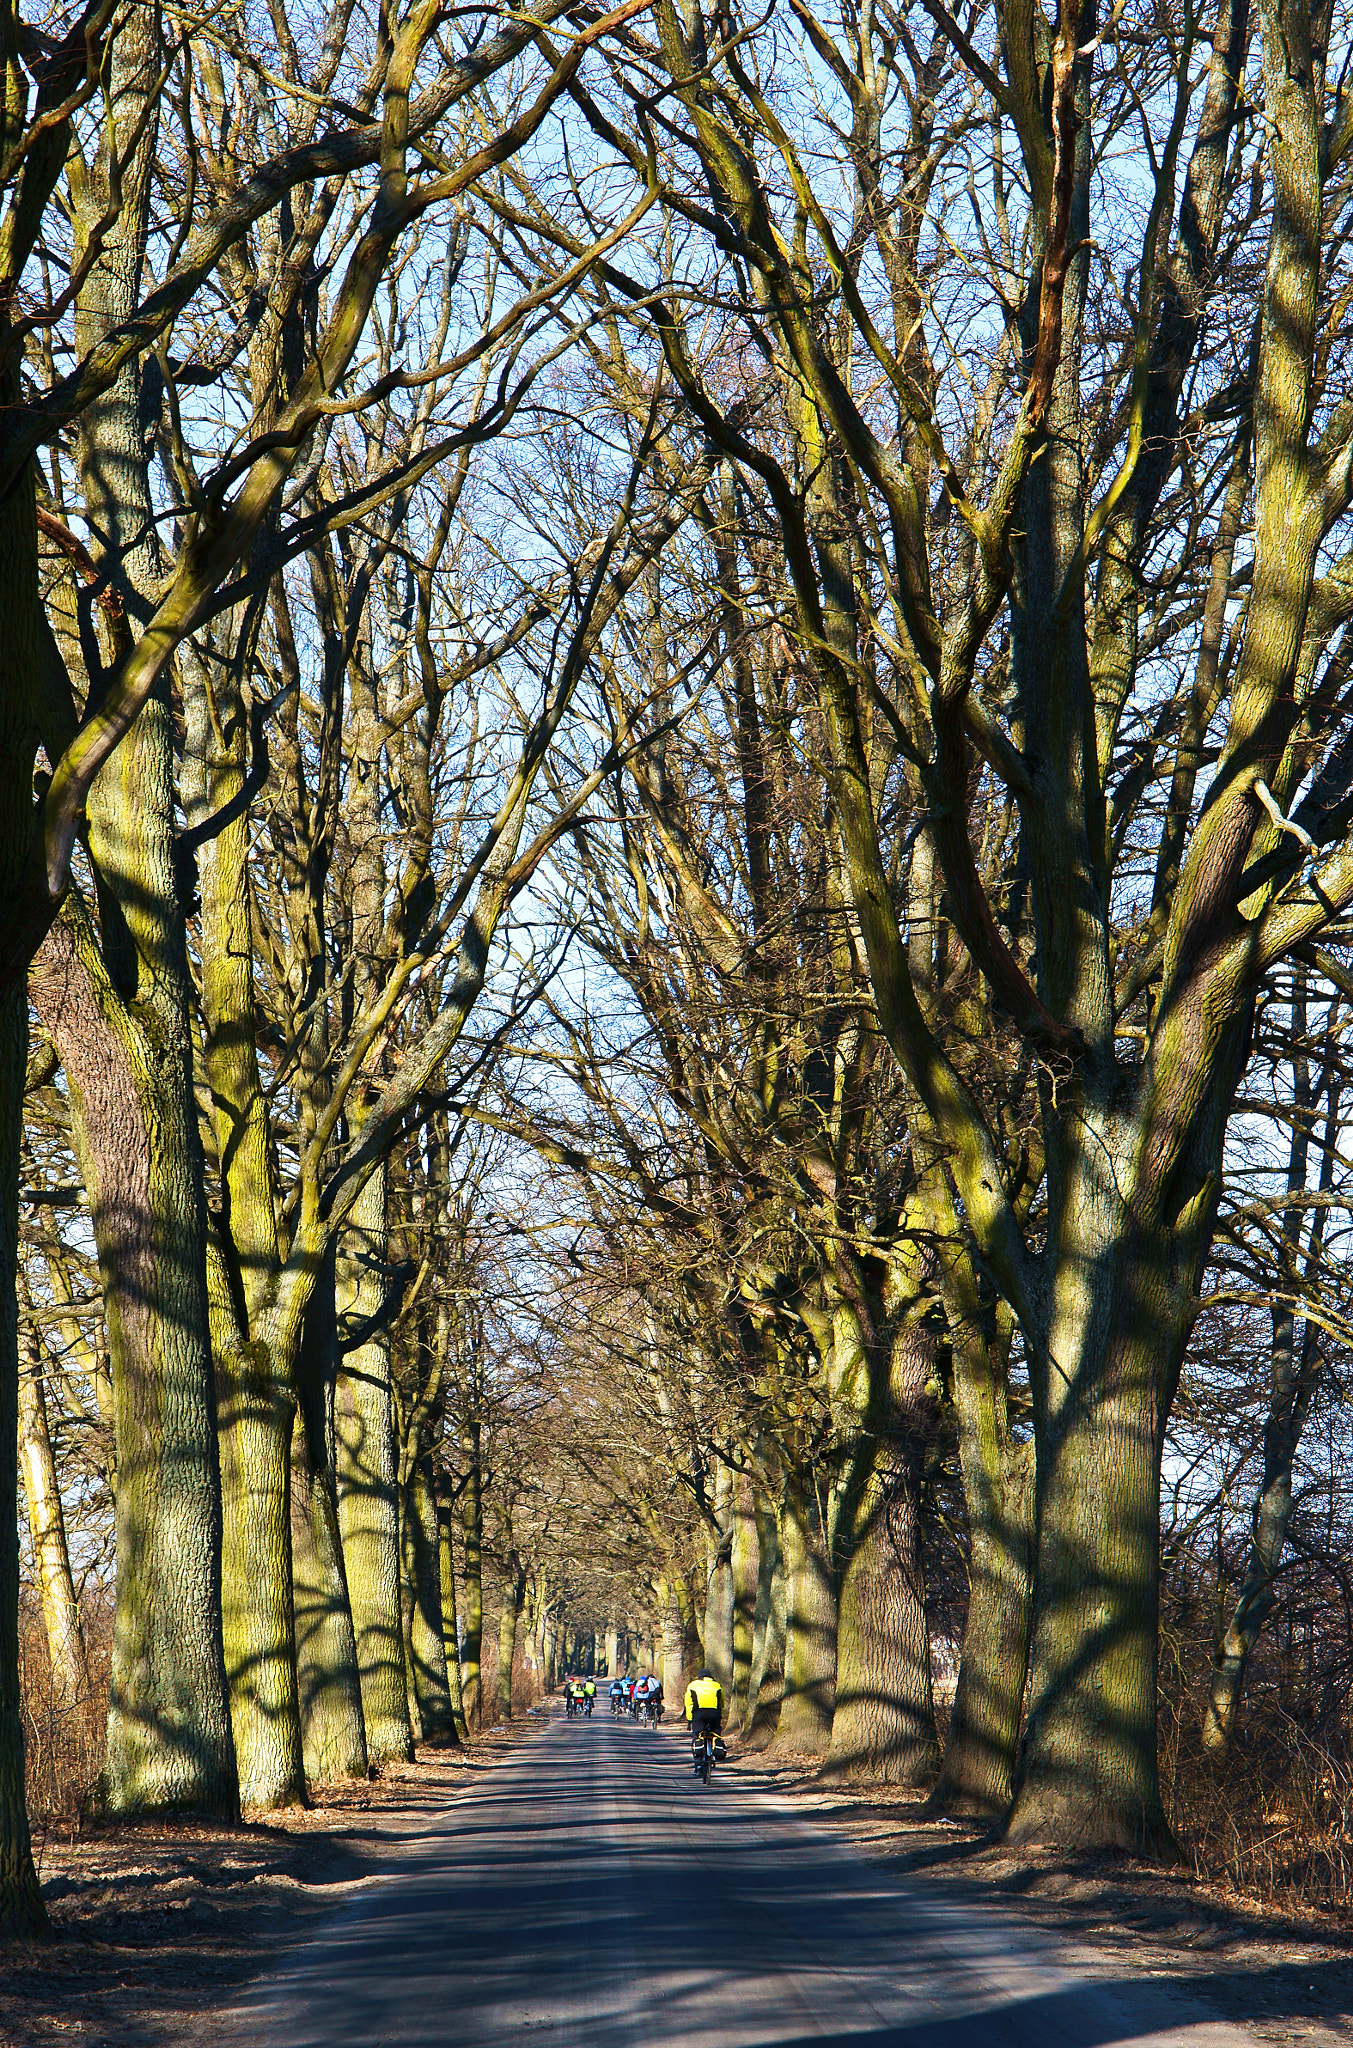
(336, 1161), (413, 1769)
(36, 903), (237, 1818)
(208, 1235), (304, 1808)
(18, 1328), (88, 1712)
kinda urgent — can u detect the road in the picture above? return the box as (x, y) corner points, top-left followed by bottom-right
(210, 1711), (1253, 2047)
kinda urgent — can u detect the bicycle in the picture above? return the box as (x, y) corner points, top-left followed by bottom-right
(691, 1725), (727, 1781)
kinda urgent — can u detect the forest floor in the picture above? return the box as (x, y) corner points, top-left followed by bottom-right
(733, 1743), (1353, 2046)
(0, 1717), (534, 2048)
(0, 1710), (1349, 2044)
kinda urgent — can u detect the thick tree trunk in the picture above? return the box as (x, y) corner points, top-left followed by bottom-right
(291, 1402), (368, 1786)
(1007, 1197), (1189, 1855)
(212, 1256), (304, 1809)
(37, 910), (238, 1818)
(335, 1163), (413, 1769)
(930, 1292), (1034, 1819)
(825, 1323), (940, 1784)
(774, 1465), (836, 1753)
(931, 1440), (1033, 1817)
(19, 1330), (89, 1711)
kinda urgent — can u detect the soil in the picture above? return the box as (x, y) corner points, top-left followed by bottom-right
(731, 1744), (1353, 2047)
(1, 1712), (1351, 2046)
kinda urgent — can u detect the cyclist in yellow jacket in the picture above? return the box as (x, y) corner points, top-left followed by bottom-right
(684, 1670), (724, 1760)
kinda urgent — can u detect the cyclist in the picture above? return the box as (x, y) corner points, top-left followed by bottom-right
(582, 1677), (596, 1716)
(643, 1675), (664, 1726)
(608, 1678), (626, 1715)
(683, 1668), (724, 1773)
(565, 1676), (585, 1717)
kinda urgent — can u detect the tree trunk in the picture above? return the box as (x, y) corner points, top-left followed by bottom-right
(404, 1452), (456, 1743)
(36, 908), (238, 1819)
(0, 348), (50, 1928)
(727, 1470), (757, 1732)
(436, 1482), (468, 1741)
(703, 1457), (735, 1695)
(825, 1322), (940, 1784)
(496, 1559), (526, 1721)
(746, 1498), (785, 1750)
(211, 1243), (304, 1809)
(460, 1438), (484, 1729)
(335, 1162), (413, 1769)
(774, 1465), (836, 1752)
(930, 1284), (1034, 1819)
(289, 1266), (367, 1787)
(1006, 1181), (1197, 1855)
(18, 1330), (89, 1711)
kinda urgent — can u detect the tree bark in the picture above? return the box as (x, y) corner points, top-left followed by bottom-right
(745, 1494), (785, 1749)
(774, 1463), (836, 1752)
(290, 1272), (367, 1786)
(727, 1469), (757, 1731)
(209, 1236), (304, 1809)
(335, 1161), (414, 1769)
(436, 1487), (469, 1740)
(496, 1558), (526, 1721)
(35, 910), (238, 1818)
(703, 1456), (735, 1695)
(930, 1278), (1034, 1819)
(403, 1451), (456, 1742)
(18, 1329), (89, 1711)
(460, 1433), (484, 1730)
(825, 1320), (940, 1784)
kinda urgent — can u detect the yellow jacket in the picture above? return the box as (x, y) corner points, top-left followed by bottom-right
(684, 1674), (723, 1719)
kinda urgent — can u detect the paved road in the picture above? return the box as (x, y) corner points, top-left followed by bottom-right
(213, 1712), (1252, 2047)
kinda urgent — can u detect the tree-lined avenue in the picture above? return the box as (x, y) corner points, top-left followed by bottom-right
(205, 1718), (1250, 2047)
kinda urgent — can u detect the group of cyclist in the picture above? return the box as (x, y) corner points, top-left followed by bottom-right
(561, 1665), (726, 1776)
(563, 1676), (596, 1716)
(606, 1672), (664, 1723)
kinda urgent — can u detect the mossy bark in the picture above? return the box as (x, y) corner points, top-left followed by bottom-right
(335, 1162), (413, 1769)
(774, 1463), (836, 1753)
(826, 1320), (940, 1785)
